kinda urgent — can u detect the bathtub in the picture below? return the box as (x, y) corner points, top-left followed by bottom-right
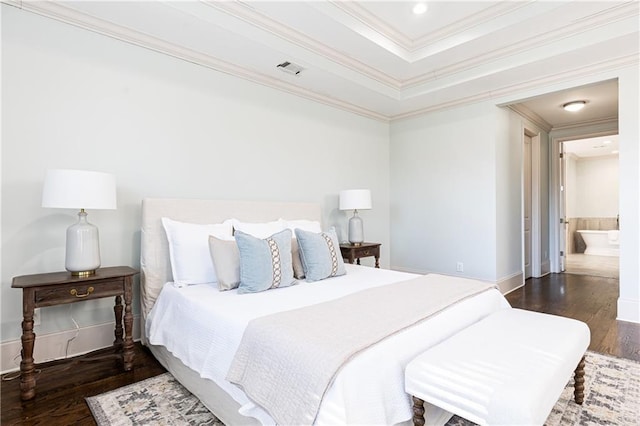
(577, 230), (620, 257)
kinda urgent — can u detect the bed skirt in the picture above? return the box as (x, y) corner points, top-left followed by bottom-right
(147, 342), (457, 426)
(147, 343), (261, 426)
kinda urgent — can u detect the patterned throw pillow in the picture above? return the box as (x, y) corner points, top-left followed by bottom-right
(294, 227), (346, 282)
(283, 219), (323, 279)
(235, 229), (296, 294)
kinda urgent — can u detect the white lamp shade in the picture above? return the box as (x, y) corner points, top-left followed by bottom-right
(339, 189), (372, 211)
(42, 169), (117, 210)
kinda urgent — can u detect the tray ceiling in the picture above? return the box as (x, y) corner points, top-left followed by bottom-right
(6, 0), (638, 123)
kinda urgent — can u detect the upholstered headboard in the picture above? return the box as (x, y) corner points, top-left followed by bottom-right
(140, 198), (321, 326)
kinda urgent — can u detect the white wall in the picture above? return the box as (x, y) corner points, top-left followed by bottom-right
(617, 66), (640, 323)
(1, 7), (391, 351)
(391, 65), (639, 323)
(495, 107), (525, 285)
(390, 102), (549, 290)
(390, 102), (499, 282)
(570, 155), (619, 217)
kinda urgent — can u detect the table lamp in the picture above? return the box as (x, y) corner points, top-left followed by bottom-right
(42, 169), (117, 276)
(339, 189), (372, 246)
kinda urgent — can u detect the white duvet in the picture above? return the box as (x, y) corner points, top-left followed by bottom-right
(146, 265), (510, 425)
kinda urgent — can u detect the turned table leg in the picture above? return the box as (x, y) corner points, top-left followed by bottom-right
(113, 295), (123, 351)
(122, 276), (134, 371)
(574, 355), (586, 404)
(20, 289), (37, 400)
(412, 396), (425, 426)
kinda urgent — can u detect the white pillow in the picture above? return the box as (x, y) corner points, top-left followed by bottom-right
(281, 219), (322, 237)
(161, 217), (233, 286)
(231, 219), (285, 239)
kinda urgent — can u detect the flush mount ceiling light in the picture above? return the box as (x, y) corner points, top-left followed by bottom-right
(413, 2), (428, 15)
(563, 100), (586, 112)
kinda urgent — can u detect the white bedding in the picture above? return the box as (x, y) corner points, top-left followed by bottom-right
(146, 264), (510, 425)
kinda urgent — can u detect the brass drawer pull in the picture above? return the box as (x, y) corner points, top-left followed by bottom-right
(70, 286), (94, 298)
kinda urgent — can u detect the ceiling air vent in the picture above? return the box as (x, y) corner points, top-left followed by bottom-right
(276, 61), (304, 76)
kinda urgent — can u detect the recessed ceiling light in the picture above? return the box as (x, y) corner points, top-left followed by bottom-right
(563, 101), (586, 112)
(603, 140), (612, 144)
(413, 3), (428, 15)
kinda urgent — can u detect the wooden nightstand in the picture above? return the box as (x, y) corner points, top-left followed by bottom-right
(340, 242), (381, 268)
(11, 266), (138, 400)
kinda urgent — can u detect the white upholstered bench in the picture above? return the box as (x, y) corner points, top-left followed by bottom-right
(405, 309), (590, 426)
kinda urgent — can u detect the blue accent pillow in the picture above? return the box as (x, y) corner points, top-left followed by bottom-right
(294, 227), (346, 282)
(235, 229), (296, 294)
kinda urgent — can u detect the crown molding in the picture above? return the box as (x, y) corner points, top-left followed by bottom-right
(182, 0), (640, 94)
(332, 1), (525, 54)
(508, 105), (553, 133)
(5, 0), (388, 122)
(328, 1), (413, 50)
(4, 0), (635, 124)
(411, 2), (528, 51)
(391, 91), (496, 121)
(403, 1), (640, 88)
(489, 54), (638, 102)
(392, 54), (637, 122)
(203, 0), (401, 90)
(552, 116), (619, 132)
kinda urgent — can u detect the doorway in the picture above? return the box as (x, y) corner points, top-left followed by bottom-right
(561, 135), (620, 278)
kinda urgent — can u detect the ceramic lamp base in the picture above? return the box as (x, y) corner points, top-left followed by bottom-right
(66, 210), (101, 275)
(348, 211), (364, 245)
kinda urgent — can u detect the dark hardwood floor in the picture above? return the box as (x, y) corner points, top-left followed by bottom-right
(506, 273), (640, 362)
(2, 273), (639, 425)
(1, 344), (166, 425)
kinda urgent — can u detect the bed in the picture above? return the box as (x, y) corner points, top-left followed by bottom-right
(140, 198), (510, 425)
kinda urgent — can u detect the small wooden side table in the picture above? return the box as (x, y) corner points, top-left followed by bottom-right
(11, 266), (138, 400)
(339, 242), (381, 268)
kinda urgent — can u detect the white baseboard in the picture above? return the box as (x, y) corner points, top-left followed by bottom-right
(617, 298), (640, 324)
(391, 265), (524, 296)
(1, 316), (141, 374)
(497, 272), (524, 294)
(389, 265), (430, 275)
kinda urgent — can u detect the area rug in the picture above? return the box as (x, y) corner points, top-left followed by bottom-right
(86, 373), (223, 426)
(87, 351), (639, 425)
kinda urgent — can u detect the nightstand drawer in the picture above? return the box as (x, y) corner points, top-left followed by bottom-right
(34, 280), (124, 307)
(339, 242), (381, 268)
(353, 247), (380, 257)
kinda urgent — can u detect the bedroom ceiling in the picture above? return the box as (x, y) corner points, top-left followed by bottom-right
(8, 0), (638, 123)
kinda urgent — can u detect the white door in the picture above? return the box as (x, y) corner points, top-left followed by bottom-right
(524, 134), (532, 279)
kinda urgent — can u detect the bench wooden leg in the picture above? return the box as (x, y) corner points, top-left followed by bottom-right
(412, 396), (425, 426)
(574, 355), (585, 405)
